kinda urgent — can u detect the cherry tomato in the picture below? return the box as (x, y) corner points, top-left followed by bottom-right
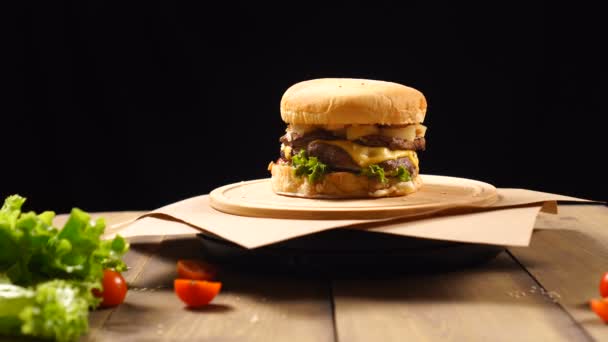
(590, 299), (608, 323)
(177, 259), (217, 281)
(93, 269), (128, 308)
(600, 272), (608, 298)
(174, 279), (222, 307)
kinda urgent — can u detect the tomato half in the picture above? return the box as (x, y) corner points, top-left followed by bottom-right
(590, 298), (608, 323)
(93, 269), (128, 308)
(177, 259), (217, 281)
(600, 272), (608, 298)
(174, 279), (222, 307)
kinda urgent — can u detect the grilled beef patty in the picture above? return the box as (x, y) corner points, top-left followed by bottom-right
(306, 141), (360, 172)
(304, 141), (417, 176)
(356, 135), (425, 151)
(280, 130), (425, 151)
(280, 130), (422, 177)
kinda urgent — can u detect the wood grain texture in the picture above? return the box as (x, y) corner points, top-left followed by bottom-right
(509, 204), (608, 341)
(4, 205), (607, 342)
(85, 234), (164, 341)
(534, 205), (608, 248)
(89, 235), (334, 342)
(332, 252), (590, 342)
(83, 212), (160, 341)
(209, 175), (498, 219)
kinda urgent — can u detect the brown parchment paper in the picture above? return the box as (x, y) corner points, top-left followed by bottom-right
(107, 188), (592, 248)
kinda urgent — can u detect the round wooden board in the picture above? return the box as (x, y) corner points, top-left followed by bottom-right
(209, 175), (498, 220)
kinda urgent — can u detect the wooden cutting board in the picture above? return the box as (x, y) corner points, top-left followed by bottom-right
(209, 175), (498, 220)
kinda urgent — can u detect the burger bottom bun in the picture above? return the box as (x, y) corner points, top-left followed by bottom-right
(269, 163), (422, 198)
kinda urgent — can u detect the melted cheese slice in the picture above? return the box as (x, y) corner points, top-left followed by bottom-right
(318, 140), (419, 169)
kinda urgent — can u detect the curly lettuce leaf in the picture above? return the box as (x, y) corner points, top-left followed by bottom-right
(0, 196), (26, 271)
(0, 195), (129, 286)
(0, 280), (95, 342)
(0, 195), (130, 341)
(292, 150), (328, 183)
(1, 195), (58, 285)
(361, 164), (388, 183)
(0, 283), (34, 337)
(395, 166), (412, 182)
(42, 208), (128, 282)
(362, 164), (413, 184)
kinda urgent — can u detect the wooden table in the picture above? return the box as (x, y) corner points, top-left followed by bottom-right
(32, 204), (608, 341)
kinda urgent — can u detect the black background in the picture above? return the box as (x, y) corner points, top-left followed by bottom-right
(7, 2), (606, 213)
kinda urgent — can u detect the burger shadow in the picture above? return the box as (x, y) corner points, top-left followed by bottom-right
(132, 230), (509, 278)
(127, 233), (558, 307)
(195, 228), (509, 278)
(184, 303), (234, 313)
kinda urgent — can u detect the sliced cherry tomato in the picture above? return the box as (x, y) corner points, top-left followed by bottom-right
(590, 298), (608, 323)
(177, 259), (217, 280)
(600, 272), (608, 298)
(174, 279), (222, 307)
(93, 269), (128, 308)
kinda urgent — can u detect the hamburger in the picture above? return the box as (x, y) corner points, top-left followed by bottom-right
(269, 78), (428, 198)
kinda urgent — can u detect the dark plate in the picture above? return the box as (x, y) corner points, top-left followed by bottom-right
(197, 229), (504, 276)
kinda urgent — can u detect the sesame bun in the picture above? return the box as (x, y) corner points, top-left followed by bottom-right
(270, 163), (423, 198)
(280, 78), (427, 126)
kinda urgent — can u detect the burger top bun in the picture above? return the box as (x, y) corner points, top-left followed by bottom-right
(280, 78), (427, 126)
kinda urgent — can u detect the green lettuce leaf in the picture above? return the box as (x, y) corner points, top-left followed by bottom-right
(0, 280), (95, 342)
(361, 164), (413, 184)
(292, 150), (328, 183)
(0, 194), (130, 341)
(0, 283), (33, 337)
(395, 166), (412, 182)
(0, 195), (128, 286)
(361, 164), (388, 183)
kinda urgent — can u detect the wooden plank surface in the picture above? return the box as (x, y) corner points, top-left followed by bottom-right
(83, 212), (158, 341)
(332, 251), (590, 341)
(86, 234), (164, 341)
(87, 233), (335, 342)
(4, 205), (608, 342)
(509, 204), (608, 341)
(534, 205), (608, 247)
(75, 205), (608, 341)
